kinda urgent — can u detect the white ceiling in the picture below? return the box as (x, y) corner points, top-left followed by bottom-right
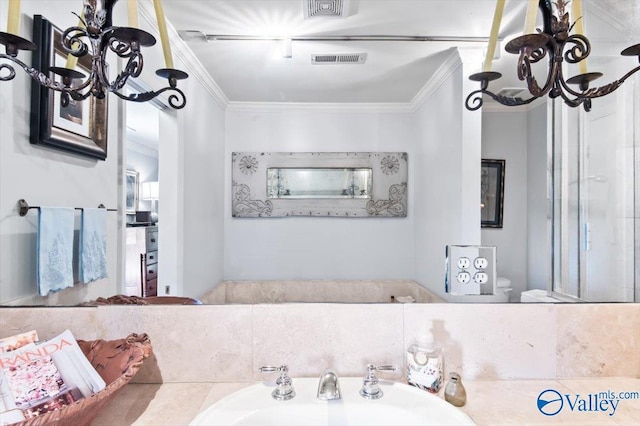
(160, 0), (639, 104)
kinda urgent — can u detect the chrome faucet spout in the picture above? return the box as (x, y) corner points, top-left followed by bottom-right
(317, 369), (341, 401)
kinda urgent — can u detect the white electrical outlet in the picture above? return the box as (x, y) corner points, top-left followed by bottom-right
(446, 245), (497, 295)
(474, 257), (488, 270)
(457, 257), (471, 269)
(457, 271), (471, 284)
(474, 272), (488, 284)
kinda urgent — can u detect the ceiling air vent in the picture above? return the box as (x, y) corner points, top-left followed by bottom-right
(311, 53), (367, 64)
(495, 88), (527, 99)
(304, 0), (348, 18)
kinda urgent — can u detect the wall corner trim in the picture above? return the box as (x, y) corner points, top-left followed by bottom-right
(139, 1), (229, 109)
(410, 49), (462, 112)
(226, 102), (415, 113)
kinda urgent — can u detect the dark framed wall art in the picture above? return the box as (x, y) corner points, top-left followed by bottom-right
(481, 159), (505, 228)
(30, 15), (108, 160)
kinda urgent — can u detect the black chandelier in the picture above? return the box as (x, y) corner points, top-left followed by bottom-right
(466, 0), (640, 112)
(0, 0), (188, 109)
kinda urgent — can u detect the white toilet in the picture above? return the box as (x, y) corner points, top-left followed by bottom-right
(495, 277), (513, 302)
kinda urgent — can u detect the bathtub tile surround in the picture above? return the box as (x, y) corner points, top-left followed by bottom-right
(201, 280), (445, 304)
(252, 304), (405, 381)
(556, 304), (640, 378)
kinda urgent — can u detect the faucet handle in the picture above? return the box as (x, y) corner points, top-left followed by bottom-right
(259, 365), (295, 401)
(360, 364), (396, 400)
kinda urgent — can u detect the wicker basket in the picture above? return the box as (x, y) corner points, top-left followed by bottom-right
(13, 333), (152, 426)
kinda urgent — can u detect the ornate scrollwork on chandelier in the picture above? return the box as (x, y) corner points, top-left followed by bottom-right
(466, 0), (640, 112)
(0, 0), (188, 109)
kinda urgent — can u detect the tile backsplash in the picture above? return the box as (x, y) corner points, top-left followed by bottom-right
(0, 303), (637, 383)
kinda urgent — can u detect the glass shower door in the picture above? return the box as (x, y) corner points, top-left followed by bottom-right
(551, 75), (637, 302)
(580, 93), (635, 301)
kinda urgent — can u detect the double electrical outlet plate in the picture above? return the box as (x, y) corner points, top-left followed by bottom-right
(446, 245), (497, 295)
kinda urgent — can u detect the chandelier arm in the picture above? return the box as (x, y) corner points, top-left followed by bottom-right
(464, 87), (538, 111)
(109, 64), (129, 92)
(96, 37), (114, 92)
(528, 46), (548, 64)
(522, 53), (555, 99)
(563, 34), (590, 64)
(556, 85), (592, 111)
(107, 33), (136, 59)
(112, 86), (187, 109)
(558, 66), (640, 102)
(127, 52), (143, 78)
(0, 54), (77, 92)
(513, 35), (557, 99)
(464, 89), (485, 111)
(0, 3), (188, 111)
(69, 87), (93, 102)
(0, 60), (16, 81)
(61, 26), (90, 58)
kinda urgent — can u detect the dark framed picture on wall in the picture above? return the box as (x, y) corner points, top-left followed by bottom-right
(481, 159), (505, 228)
(30, 15), (108, 160)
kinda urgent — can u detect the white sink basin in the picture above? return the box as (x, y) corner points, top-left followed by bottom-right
(191, 378), (476, 426)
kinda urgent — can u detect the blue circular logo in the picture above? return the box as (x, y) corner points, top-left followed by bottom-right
(537, 389), (563, 416)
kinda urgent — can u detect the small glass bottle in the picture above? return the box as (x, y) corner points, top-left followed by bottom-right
(406, 334), (443, 393)
(444, 372), (467, 407)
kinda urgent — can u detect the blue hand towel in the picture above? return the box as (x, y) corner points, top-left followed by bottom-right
(80, 208), (108, 283)
(37, 207), (75, 296)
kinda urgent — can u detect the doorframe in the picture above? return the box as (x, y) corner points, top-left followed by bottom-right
(118, 81), (183, 296)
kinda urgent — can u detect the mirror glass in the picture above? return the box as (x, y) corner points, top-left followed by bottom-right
(3, 2), (637, 306)
(267, 168), (372, 199)
(550, 90), (638, 302)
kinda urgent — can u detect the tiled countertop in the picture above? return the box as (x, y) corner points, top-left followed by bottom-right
(92, 377), (639, 425)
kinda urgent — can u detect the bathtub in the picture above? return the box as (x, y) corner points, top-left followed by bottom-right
(200, 280), (445, 304)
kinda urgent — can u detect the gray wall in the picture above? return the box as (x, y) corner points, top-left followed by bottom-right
(223, 61), (477, 298)
(480, 104), (548, 301)
(526, 104), (549, 291)
(223, 109), (417, 281)
(481, 110), (529, 301)
(413, 66), (468, 298)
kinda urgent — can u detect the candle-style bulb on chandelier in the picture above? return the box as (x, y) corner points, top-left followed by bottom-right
(466, 0), (640, 112)
(0, 0), (188, 109)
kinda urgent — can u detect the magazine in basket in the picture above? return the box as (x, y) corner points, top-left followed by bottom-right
(0, 329), (106, 425)
(0, 331), (39, 354)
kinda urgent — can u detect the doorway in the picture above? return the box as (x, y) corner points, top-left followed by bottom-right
(121, 88), (181, 297)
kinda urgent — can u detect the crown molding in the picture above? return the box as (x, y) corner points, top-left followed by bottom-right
(226, 50), (464, 114)
(138, 0), (229, 109)
(226, 101), (415, 113)
(409, 49), (462, 111)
